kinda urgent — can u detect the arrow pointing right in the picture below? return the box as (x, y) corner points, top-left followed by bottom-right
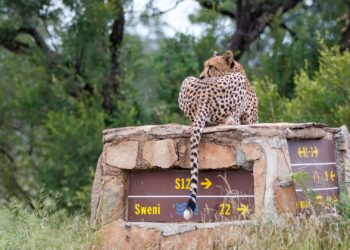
(236, 204), (249, 216)
(200, 178), (212, 189)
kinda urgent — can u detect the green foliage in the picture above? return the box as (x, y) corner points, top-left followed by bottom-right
(254, 44), (350, 128)
(116, 33), (215, 125)
(244, 0), (348, 97)
(0, 198), (94, 250)
(253, 77), (286, 123)
(290, 171), (310, 191)
(0, 48), (105, 212)
(337, 195), (350, 220)
(284, 46), (350, 127)
(41, 97), (105, 211)
(151, 34), (201, 123)
(1, 0), (350, 214)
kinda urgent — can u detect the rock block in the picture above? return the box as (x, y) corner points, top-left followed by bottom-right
(253, 158), (266, 213)
(199, 142), (236, 169)
(95, 220), (162, 250)
(100, 175), (126, 225)
(105, 141), (138, 169)
(143, 139), (178, 168)
(178, 141), (237, 169)
(274, 184), (297, 215)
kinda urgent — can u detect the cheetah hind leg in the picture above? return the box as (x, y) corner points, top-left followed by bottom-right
(240, 106), (258, 124)
(183, 109), (207, 220)
(224, 114), (240, 125)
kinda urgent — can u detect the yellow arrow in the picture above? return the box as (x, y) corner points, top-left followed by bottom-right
(298, 147), (303, 158)
(316, 195), (323, 205)
(330, 170), (336, 181)
(313, 171), (320, 183)
(200, 178), (212, 189)
(333, 196), (338, 203)
(312, 146), (318, 157)
(236, 204), (249, 216)
(324, 170), (329, 181)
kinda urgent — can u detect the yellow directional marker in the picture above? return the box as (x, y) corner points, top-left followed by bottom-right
(316, 195), (323, 205)
(324, 170), (329, 181)
(313, 171), (320, 183)
(311, 146), (318, 157)
(200, 178), (212, 189)
(298, 147), (303, 158)
(237, 204), (249, 216)
(316, 195), (323, 200)
(330, 170), (336, 181)
(333, 196), (338, 203)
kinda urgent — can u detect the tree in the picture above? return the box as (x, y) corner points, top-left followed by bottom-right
(196, 0), (350, 56)
(0, 0), (125, 113)
(0, 0), (126, 211)
(197, 0), (303, 58)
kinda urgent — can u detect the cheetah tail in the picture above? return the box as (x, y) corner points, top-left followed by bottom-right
(183, 109), (207, 220)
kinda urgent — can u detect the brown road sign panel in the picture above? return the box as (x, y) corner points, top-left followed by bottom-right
(288, 139), (339, 213)
(288, 139), (335, 164)
(127, 170), (254, 222)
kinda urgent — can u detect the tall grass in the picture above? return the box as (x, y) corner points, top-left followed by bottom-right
(0, 197), (349, 249)
(0, 199), (94, 250)
(224, 215), (350, 250)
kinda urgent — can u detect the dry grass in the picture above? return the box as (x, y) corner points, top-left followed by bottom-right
(1, 197), (349, 249)
(224, 215), (350, 250)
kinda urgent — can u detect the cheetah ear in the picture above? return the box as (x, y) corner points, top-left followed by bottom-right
(222, 50), (234, 68)
(213, 51), (218, 56)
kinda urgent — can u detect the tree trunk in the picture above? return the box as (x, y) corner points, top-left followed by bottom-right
(225, 0), (302, 59)
(339, 20), (350, 52)
(102, 2), (125, 113)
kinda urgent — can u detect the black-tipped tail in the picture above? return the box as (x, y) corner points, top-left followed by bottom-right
(183, 198), (196, 220)
(187, 198), (196, 212)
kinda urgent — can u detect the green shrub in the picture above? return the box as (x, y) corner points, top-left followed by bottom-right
(254, 45), (350, 128)
(283, 46), (350, 127)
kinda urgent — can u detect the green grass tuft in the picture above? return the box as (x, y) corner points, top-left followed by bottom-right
(0, 198), (94, 250)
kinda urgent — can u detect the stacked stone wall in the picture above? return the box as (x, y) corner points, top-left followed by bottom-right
(91, 123), (350, 249)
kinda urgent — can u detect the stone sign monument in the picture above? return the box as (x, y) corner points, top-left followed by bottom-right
(91, 123), (349, 249)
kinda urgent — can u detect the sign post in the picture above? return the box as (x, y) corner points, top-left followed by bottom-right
(128, 170), (254, 222)
(288, 139), (339, 213)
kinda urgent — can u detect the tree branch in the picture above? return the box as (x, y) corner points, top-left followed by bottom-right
(198, 0), (236, 19)
(280, 22), (297, 38)
(0, 33), (30, 54)
(145, 0), (184, 17)
(0, 26), (56, 57)
(339, 20), (350, 52)
(19, 27), (48, 51)
(0, 148), (16, 169)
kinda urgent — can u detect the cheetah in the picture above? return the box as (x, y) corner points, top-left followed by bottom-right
(178, 50), (258, 220)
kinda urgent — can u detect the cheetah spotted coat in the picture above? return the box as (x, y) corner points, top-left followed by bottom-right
(178, 72), (258, 220)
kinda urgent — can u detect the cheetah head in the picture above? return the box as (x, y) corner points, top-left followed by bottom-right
(199, 50), (244, 79)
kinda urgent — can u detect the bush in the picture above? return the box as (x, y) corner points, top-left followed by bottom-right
(254, 45), (350, 128)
